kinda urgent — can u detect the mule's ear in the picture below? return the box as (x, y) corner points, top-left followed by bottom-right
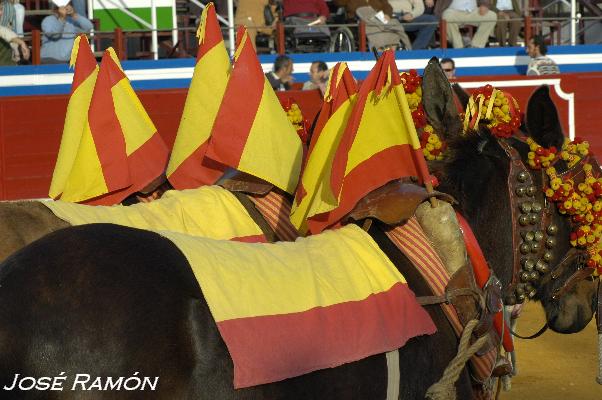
(525, 85), (565, 149)
(422, 57), (462, 140)
(452, 83), (470, 112)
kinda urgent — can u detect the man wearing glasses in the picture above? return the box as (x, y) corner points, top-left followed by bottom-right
(441, 57), (456, 80)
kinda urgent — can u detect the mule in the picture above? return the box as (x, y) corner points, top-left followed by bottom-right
(0, 221), (474, 400)
(427, 76), (599, 334)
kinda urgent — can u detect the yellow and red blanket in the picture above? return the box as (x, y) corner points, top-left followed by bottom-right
(43, 186), (265, 242)
(159, 224), (436, 388)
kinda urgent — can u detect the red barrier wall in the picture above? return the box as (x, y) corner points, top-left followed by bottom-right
(0, 73), (598, 200)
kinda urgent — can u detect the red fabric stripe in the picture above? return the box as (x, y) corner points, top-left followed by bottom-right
(231, 234), (267, 243)
(71, 36), (96, 92)
(249, 191), (299, 241)
(216, 282), (436, 388)
(310, 145), (426, 233)
(205, 29), (263, 168)
(384, 220), (496, 381)
(401, 223), (451, 290)
(196, 4), (224, 60)
(389, 229), (448, 292)
(87, 55), (130, 193)
(82, 132), (169, 205)
(167, 142), (226, 190)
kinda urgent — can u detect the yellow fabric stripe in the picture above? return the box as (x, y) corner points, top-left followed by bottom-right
(44, 186), (264, 240)
(59, 121), (108, 202)
(345, 84), (421, 175)
(159, 224), (406, 321)
(166, 44), (231, 177)
(237, 79), (303, 194)
(290, 95), (356, 231)
(49, 70), (98, 198)
(112, 78), (157, 155)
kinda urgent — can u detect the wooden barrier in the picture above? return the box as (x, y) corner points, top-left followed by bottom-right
(0, 73), (600, 200)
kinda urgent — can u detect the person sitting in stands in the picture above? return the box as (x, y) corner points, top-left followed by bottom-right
(435, 0), (496, 48)
(0, 0), (29, 65)
(526, 35), (560, 76)
(235, 0), (276, 49)
(266, 55), (294, 91)
(41, 0), (93, 64)
(283, 0), (330, 24)
(336, 0), (412, 50)
(389, 0), (438, 49)
(493, 0), (520, 47)
(302, 60), (329, 94)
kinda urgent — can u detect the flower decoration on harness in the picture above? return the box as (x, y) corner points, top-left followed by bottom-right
(400, 69), (446, 161)
(463, 85), (521, 138)
(283, 100), (310, 145)
(529, 137), (602, 276)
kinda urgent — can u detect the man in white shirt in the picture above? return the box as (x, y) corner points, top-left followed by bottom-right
(439, 0), (497, 48)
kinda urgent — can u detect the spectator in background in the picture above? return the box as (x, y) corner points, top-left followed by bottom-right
(389, 0), (438, 49)
(0, 0), (29, 65)
(440, 57), (456, 79)
(71, 0), (86, 17)
(526, 35), (560, 75)
(283, 0), (330, 23)
(435, 0), (496, 48)
(235, 0), (275, 49)
(493, 0), (520, 47)
(338, 0), (412, 50)
(266, 55), (294, 91)
(303, 60), (329, 94)
(41, 0), (93, 64)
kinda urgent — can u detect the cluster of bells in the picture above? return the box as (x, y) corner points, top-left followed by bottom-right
(505, 170), (559, 305)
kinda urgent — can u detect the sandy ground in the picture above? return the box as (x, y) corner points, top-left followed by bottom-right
(502, 301), (602, 400)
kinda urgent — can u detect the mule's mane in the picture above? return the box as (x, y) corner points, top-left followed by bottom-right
(437, 130), (504, 212)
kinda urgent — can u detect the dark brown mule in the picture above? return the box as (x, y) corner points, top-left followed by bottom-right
(424, 64), (599, 334)
(0, 221), (473, 400)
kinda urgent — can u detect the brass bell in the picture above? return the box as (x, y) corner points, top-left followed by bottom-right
(515, 285), (525, 295)
(526, 186), (537, 197)
(545, 237), (557, 248)
(543, 251), (553, 262)
(520, 243), (531, 254)
(525, 283), (535, 293)
(529, 213), (540, 224)
(547, 225), (558, 235)
(531, 202), (543, 213)
(517, 171), (529, 182)
(522, 231), (535, 241)
(517, 293), (527, 303)
(536, 260), (549, 274)
(531, 242), (541, 252)
(519, 215), (530, 226)
(516, 187), (526, 197)
(523, 259), (535, 271)
(520, 271), (530, 282)
(520, 202), (532, 213)
(529, 271), (540, 281)
(533, 231), (544, 242)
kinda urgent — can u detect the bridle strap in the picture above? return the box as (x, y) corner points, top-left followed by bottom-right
(416, 288), (482, 307)
(552, 267), (596, 300)
(497, 138), (552, 303)
(509, 322), (549, 340)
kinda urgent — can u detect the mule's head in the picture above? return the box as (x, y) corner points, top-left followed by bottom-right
(422, 59), (598, 333)
(521, 86), (598, 333)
